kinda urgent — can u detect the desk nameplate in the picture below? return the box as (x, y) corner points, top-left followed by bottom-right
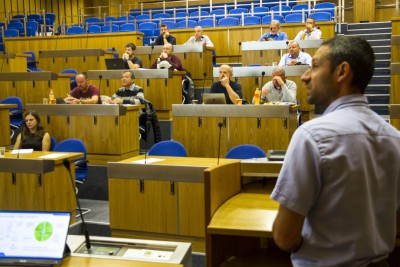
(0, 158), (54, 173)
(390, 104), (400, 119)
(39, 49), (105, 58)
(172, 104), (293, 118)
(0, 72), (58, 81)
(241, 40), (323, 51)
(213, 65), (309, 77)
(108, 162), (207, 183)
(26, 104), (127, 116)
(88, 69), (172, 79)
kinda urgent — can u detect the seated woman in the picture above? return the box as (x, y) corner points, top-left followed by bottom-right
(14, 110), (51, 151)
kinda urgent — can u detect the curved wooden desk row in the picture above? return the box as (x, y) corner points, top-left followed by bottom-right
(27, 104), (141, 165)
(172, 104), (298, 158)
(212, 65), (313, 112)
(0, 52), (29, 72)
(0, 151), (82, 223)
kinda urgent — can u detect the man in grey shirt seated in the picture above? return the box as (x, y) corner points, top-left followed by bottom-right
(253, 67), (297, 104)
(184, 26), (214, 47)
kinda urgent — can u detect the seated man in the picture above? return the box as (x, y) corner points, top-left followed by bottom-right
(210, 64), (242, 104)
(253, 67), (296, 104)
(122, 43), (142, 69)
(150, 43), (183, 71)
(184, 26), (214, 47)
(64, 72), (102, 104)
(107, 70), (144, 105)
(294, 18), (322, 40)
(258, 20), (288, 41)
(279, 41), (312, 66)
(153, 24), (176, 45)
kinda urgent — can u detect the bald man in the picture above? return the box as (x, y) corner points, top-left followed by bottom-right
(209, 64), (242, 104)
(278, 41), (312, 66)
(258, 20), (288, 41)
(150, 43), (183, 71)
(184, 26), (214, 47)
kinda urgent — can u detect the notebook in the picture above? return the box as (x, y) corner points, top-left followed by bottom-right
(105, 58), (128, 70)
(202, 93), (227, 104)
(0, 211), (71, 266)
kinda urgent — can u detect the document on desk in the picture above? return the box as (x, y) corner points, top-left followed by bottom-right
(39, 153), (69, 159)
(11, 149), (33, 154)
(132, 158), (165, 164)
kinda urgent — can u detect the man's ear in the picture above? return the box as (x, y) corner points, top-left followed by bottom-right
(336, 61), (351, 83)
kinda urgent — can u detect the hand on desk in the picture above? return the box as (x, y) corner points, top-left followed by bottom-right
(64, 95), (80, 104)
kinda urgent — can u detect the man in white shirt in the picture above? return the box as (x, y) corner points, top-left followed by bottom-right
(294, 18), (322, 40)
(278, 41), (312, 66)
(184, 26), (214, 47)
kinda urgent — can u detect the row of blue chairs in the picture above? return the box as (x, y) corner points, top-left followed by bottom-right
(65, 22), (135, 35)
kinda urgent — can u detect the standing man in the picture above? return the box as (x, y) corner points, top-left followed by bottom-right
(278, 41), (312, 66)
(254, 67), (296, 104)
(108, 70), (144, 105)
(210, 64), (242, 104)
(150, 43), (183, 71)
(258, 20), (288, 41)
(271, 36), (400, 266)
(122, 43), (142, 69)
(64, 72), (101, 104)
(153, 24), (176, 45)
(294, 17), (322, 40)
(184, 26), (214, 47)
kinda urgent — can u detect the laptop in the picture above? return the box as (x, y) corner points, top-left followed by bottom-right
(105, 58), (128, 70)
(0, 210), (71, 266)
(202, 93), (227, 104)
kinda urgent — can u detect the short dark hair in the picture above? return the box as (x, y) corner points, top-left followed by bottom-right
(160, 24), (169, 29)
(322, 36), (374, 93)
(125, 43), (136, 50)
(123, 70), (135, 79)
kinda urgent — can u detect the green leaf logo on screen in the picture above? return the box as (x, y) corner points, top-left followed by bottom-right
(34, 221), (53, 241)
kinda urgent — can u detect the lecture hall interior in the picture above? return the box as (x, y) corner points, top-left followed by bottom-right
(0, 0), (399, 266)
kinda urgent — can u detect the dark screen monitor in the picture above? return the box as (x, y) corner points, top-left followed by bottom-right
(0, 210), (71, 266)
(104, 58), (128, 70)
(202, 93), (227, 104)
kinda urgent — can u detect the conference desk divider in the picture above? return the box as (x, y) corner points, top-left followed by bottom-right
(0, 151), (83, 223)
(135, 44), (214, 87)
(107, 155), (241, 253)
(88, 69), (183, 120)
(0, 104), (17, 149)
(172, 104), (298, 158)
(26, 104), (140, 165)
(0, 52), (29, 72)
(390, 104), (400, 130)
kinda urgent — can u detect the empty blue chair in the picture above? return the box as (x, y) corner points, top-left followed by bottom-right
(314, 2), (335, 17)
(44, 13), (56, 25)
(310, 12), (332, 22)
(53, 139), (88, 183)
(292, 4), (311, 16)
(102, 24), (119, 33)
(153, 13), (171, 19)
(190, 10), (209, 21)
(210, 9), (225, 18)
(253, 6), (269, 18)
(175, 12), (189, 21)
(60, 68), (78, 74)
(8, 21), (23, 30)
(0, 96), (24, 131)
(148, 140), (187, 157)
(4, 29), (19, 37)
(138, 21), (157, 36)
(24, 51), (42, 71)
(84, 17), (101, 26)
(161, 20), (176, 30)
(243, 16), (261, 25)
(225, 144), (266, 159)
(119, 23), (135, 32)
(229, 8), (248, 19)
(218, 17), (239, 27)
(177, 19), (197, 29)
(270, 5), (291, 15)
(262, 14), (284, 24)
(66, 26), (84, 35)
(13, 14), (26, 20)
(118, 15), (134, 22)
(37, 17), (51, 32)
(27, 14), (41, 21)
(88, 24), (101, 33)
(19, 26), (36, 37)
(198, 18), (214, 28)
(285, 13), (307, 23)
(136, 14), (150, 21)
(104, 16), (117, 23)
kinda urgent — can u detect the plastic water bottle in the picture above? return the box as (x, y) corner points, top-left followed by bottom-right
(157, 58), (161, 69)
(254, 87), (261, 105)
(48, 89), (55, 104)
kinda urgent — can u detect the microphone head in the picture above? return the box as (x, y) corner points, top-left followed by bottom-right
(261, 71), (265, 76)
(218, 122), (223, 128)
(286, 41), (289, 45)
(63, 159), (71, 170)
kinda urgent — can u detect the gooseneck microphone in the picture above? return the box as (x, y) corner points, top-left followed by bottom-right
(63, 159), (92, 251)
(144, 120), (152, 164)
(217, 122), (224, 165)
(285, 40), (290, 66)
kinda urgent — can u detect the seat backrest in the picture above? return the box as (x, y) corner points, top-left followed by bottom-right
(270, 5), (291, 15)
(262, 14), (284, 24)
(314, 2), (335, 16)
(253, 6), (269, 18)
(119, 23), (135, 32)
(44, 13), (56, 25)
(292, 4), (311, 15)
(148, 140), (187, 156)
(102, 24), (119, 32)
(197, 18), (214, 28)
(66, 26), (84, 35)
(229, 8), (248, 15)
(218, 17), (239, 27)
(153, 13), (171, 19)
(8, 22), (23, 30)
(60, 68), (78, 74)
(27, 14), (41, 21)
(210, 9), (225, 17)
(88, 24), (101, 33)
(105, 16), (117, 22)
(84, 17), (101, 24)
(138, 21), (157, 30)
(310, 12), (332, 22)
(285, 13), (307, 23)
(136, 14), (150, 21)
(225, 144), (266, 159)
(161, 20), (176, 30)
(50, 136), (57, 151)
(0, 96), (23, 126)
(4, 29), (19, 37)
(118, 15), (134, 21)
(244, 16), (261, 25)
(53, 139), (87, 160)
(176, 12), (189, 18)
(177, 19), (197, 28)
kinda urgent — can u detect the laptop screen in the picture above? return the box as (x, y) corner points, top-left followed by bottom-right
(202, 93), (227, 104)
(105, 58), (128, 70)
(0, 211), (71, 266)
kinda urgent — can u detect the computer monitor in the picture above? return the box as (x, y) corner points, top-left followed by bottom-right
(202, 93), (227, 104)
(105, 58), (128, 70)
(0, 211), (71, 266)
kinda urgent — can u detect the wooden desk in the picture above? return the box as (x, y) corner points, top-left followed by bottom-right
(0, 72), (58, 109)
(0, 151), (82, 223)
(88, 69), (182, 120)
(135, 45), (214, 87)
(213, 65), (314, 115)
(60, 257), (183, 267)
(0, 52), (28, 72)
(241, 157), (283, 178)
(172, 104), (298, 158)
(241, 39), (323, 67)
(108, 155), (241, 252)
(0, 104), (17, 149)
(390, 104), (400, 130)
(26, 104), (140, 165)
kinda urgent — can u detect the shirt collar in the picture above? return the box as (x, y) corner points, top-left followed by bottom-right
(126, 83), (136, 91)
(323, 94), (369, 115)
